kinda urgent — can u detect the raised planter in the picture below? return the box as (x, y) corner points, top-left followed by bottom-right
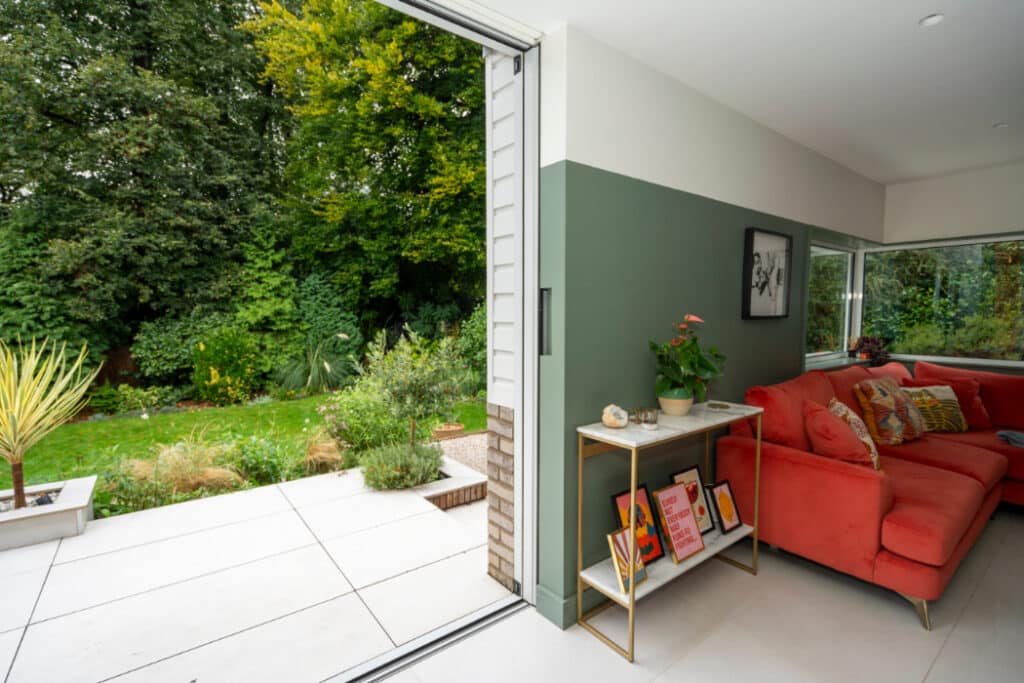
(431, 422), (465, 441)
(0, 476), (97, 551)
(415, 456), (487, 510)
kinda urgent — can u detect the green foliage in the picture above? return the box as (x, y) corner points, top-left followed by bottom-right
(132, 312), (233, 384)
(95, 466), (202, 518)
(115, 385), (182, 414)
(891, 324), (947, 356)
(948, 315), (1020, 359)
(228, 435), (290, 485)
(88, 382), (121, 415)
(361, 327), (468, 434)
(456, 301), (487, 394)
(405, 301), (461, 339)
(245, 0), (486, 333)
(318, 381), (410, 453)
(192, 328), (259, 405)
(361, 442), (442, 490)
(649, 315), (725, 403)
(806, 251), (850, 354)
(278, 342), (354, 393)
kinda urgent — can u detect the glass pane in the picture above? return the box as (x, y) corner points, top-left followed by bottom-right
(863, 241), (1024, 360)
(806, 247), (852, 354)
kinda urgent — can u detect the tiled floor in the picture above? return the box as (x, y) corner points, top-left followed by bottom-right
(396, 507), (1024, 683)
(0, 471), (509, 683)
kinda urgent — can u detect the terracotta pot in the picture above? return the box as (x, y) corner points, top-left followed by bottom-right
(658, 396), (694, 417)
(431, 422), (465, 441)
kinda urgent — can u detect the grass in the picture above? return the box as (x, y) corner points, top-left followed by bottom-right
(0, 395), (487, 490)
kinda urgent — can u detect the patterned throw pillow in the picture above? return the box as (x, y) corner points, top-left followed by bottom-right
(852, 378), (925, 446)
(901, 385), (968, 433)
(827, 398), (881, 470)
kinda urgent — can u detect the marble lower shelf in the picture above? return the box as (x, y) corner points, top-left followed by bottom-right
(580, 524), (754, 607)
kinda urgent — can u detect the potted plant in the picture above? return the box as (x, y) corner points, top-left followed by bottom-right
(0, 339), (99, 510)
(853, 335), (890, 367)
(649, 314), (725, 416)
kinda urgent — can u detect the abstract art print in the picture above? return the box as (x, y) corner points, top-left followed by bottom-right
(610, 485), (665, 564)
(742, 227), (792, 319)
(671, 466), (715, 534)
(709, 480), (744, 533)
(607, 527), (648, 593)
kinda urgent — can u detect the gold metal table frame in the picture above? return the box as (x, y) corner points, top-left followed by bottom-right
(575, 404), (763, 662)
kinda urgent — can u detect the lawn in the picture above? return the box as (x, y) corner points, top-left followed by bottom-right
(0, 396), (487, 490)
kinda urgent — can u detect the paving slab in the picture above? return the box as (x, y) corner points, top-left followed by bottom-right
(277, 469), (368, 508)
(298, 489), (437, 543)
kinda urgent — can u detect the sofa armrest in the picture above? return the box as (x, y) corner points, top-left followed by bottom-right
(717, 435), (892, 582)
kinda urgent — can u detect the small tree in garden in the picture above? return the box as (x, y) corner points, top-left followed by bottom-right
(361, 326), (466, 444)
(0, 340), (99, 509)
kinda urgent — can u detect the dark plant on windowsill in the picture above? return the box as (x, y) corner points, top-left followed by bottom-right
(853, 336), (890, 367)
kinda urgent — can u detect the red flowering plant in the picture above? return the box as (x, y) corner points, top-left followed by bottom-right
(649, 314), (726, 402)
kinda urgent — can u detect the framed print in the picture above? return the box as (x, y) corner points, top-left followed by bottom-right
(742, 227), (793, 319)
(671, 466), (715, 534)
(652, 483), (705, 563)
(610, 484), (665, 564)
(607, 527), (648, 593)
(709, 480), (743, 533)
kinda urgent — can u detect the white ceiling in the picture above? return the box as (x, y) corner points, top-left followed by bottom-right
(448, 0), (1024, 183)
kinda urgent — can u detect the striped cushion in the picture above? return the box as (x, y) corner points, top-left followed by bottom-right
(901, 385), (968, 433)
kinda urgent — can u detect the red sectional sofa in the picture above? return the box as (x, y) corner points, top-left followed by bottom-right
(717, 361), (1022, 628)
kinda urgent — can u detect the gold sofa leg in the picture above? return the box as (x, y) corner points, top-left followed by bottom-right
(898, 593), (932, 631)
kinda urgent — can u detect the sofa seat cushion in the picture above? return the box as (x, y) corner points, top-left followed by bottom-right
(825, 365), (872, 417)
(880, 456), (984, 567)
(928, 430), (1024, 481)
(876, 435), (1007, 492)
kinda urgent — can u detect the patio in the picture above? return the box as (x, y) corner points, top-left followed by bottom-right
(0, 467), (510, 682)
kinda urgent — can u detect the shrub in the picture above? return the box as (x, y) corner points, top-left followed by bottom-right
(304, 429), (350, 473)
(132, 311), (233, 384)
(318, 380), (410, 453)
(116, 384), (183, 414)
(277, 341), (354, 393)
(192, 327), (260, 405)
(892, 323), (947, 356)
(361, 442), (442, 490)
(296, 272), (363, 356)
(456, 301), (486, 395)
(87, 382), (121, 415)
(95, 467), (200, 518)
(948, 314), (1020, 359)
(139, 435), (240, 494)
(228, 435), (289, 485)
(406, 301), (460, 339)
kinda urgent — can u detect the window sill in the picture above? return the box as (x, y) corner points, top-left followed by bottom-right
(804, 355), (870, 371)
(889, 354), (1024, 371)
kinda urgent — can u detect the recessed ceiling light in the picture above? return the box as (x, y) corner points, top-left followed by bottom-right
(918, 13), (945, 28)
(992, 122), (1010, 129)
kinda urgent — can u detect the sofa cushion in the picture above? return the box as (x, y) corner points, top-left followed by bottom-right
(853, 378), (925, 445)
(744, 371), (834, 450)
(902, 377), (991, 430)
(876, 435), (1007, 493)
(825, 365), (872, 417)
(803, 400), (875, 467)
(915, 361), (1024, 430)
(900, 385), (968, 433)
(928, 430), (1024, 482)
(868, 362), (912, 383)
(880, 456), (984, 567)
(828, 398), (880, 469)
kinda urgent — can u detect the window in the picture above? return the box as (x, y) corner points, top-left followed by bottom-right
(806, 246), (853, 355)
(862, 239), (1024, 361)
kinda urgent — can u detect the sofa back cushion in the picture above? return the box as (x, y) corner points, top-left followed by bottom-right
(867, 362), (912, 383)
(901, 377), (989, 429)
(803, 400), (876, 467)
(743, 371), (834, 450)
(915, 360), (1024, 429)
(825, 365), (872, 416)
(827, 398), (881, 469)
(853, 378), (925, 446)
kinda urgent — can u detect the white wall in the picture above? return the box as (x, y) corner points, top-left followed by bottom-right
(540, 25), (886, 242)
(884, 161), (1024, 243)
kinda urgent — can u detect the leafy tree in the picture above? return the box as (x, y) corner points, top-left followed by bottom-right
(245, 0), (486, 333)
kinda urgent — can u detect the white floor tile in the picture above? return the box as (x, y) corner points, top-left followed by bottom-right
(34, 510), (317, 621)
(0, 541), (57, 579)
(0, 628), (22, 679)
(325, 509), (481, 589)
(0, 568), (48, 633)
(444, 500), (488, 546)
(359, 547), (510, 645)
(56, 485), (291, 563)
(7, 546), (351, 683)
(298, 489), (438, 543)
(108, 594), (394, 683)
(276, 469), (368, 507)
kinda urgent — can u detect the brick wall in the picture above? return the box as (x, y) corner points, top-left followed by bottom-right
(486, 403), (516, 592)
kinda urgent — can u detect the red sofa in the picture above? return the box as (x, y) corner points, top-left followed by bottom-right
(718, 361), (1022, 628)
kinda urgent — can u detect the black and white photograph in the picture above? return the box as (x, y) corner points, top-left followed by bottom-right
(742, 227), (792, 319)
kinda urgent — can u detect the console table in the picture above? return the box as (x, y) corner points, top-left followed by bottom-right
(576, 401), (763, 661)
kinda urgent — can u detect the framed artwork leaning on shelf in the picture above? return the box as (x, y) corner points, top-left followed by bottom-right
(610, 484), (665, 564)
(671, 466), (715, 534)
(608, 527), (648, 592)
(653, 483), (705, 563)
(708, 480), (743, 533)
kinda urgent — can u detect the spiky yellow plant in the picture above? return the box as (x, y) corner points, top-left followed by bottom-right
(0, 339), (99, 510)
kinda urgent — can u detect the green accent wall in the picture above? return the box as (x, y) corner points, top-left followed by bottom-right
(536, 160), (822, 627)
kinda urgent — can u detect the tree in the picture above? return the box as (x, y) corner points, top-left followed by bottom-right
(245, 0), (486, 334)
(0, 0), (288, 355)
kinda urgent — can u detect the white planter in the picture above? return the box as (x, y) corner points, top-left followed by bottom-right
(658, 396), (694, 417)
(0, 476), (96, 551)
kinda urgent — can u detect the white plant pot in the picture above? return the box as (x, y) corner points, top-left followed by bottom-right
(658, 396), (694, 417)
(0, 476), (96, 551)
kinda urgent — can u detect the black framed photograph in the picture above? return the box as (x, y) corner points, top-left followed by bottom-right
(742, 227), (792, 319)
(707, 480), (744, 533)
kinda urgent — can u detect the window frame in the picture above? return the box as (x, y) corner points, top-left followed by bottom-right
(856, 232), (1024, 369)
(804, 242), (856, 363)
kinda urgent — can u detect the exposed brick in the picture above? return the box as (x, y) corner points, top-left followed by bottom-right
(489, 509), (514, 532)
(487, 432), (500, 449)
(487, 417), (514, 439)
(499, 406), (515, 423)
(500, 529), (515, 547)
(490, 480), (513, 502)
(499, 558), (514, 577)
(488, 522), (502, 540)
(491, 542), (514, 563)
(500, 499), (514, 517)
(498, 437), (514, 456)
(487, 403), (501, 418)
(499, 468), (514, 486)
(486, 463), (499, 480)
